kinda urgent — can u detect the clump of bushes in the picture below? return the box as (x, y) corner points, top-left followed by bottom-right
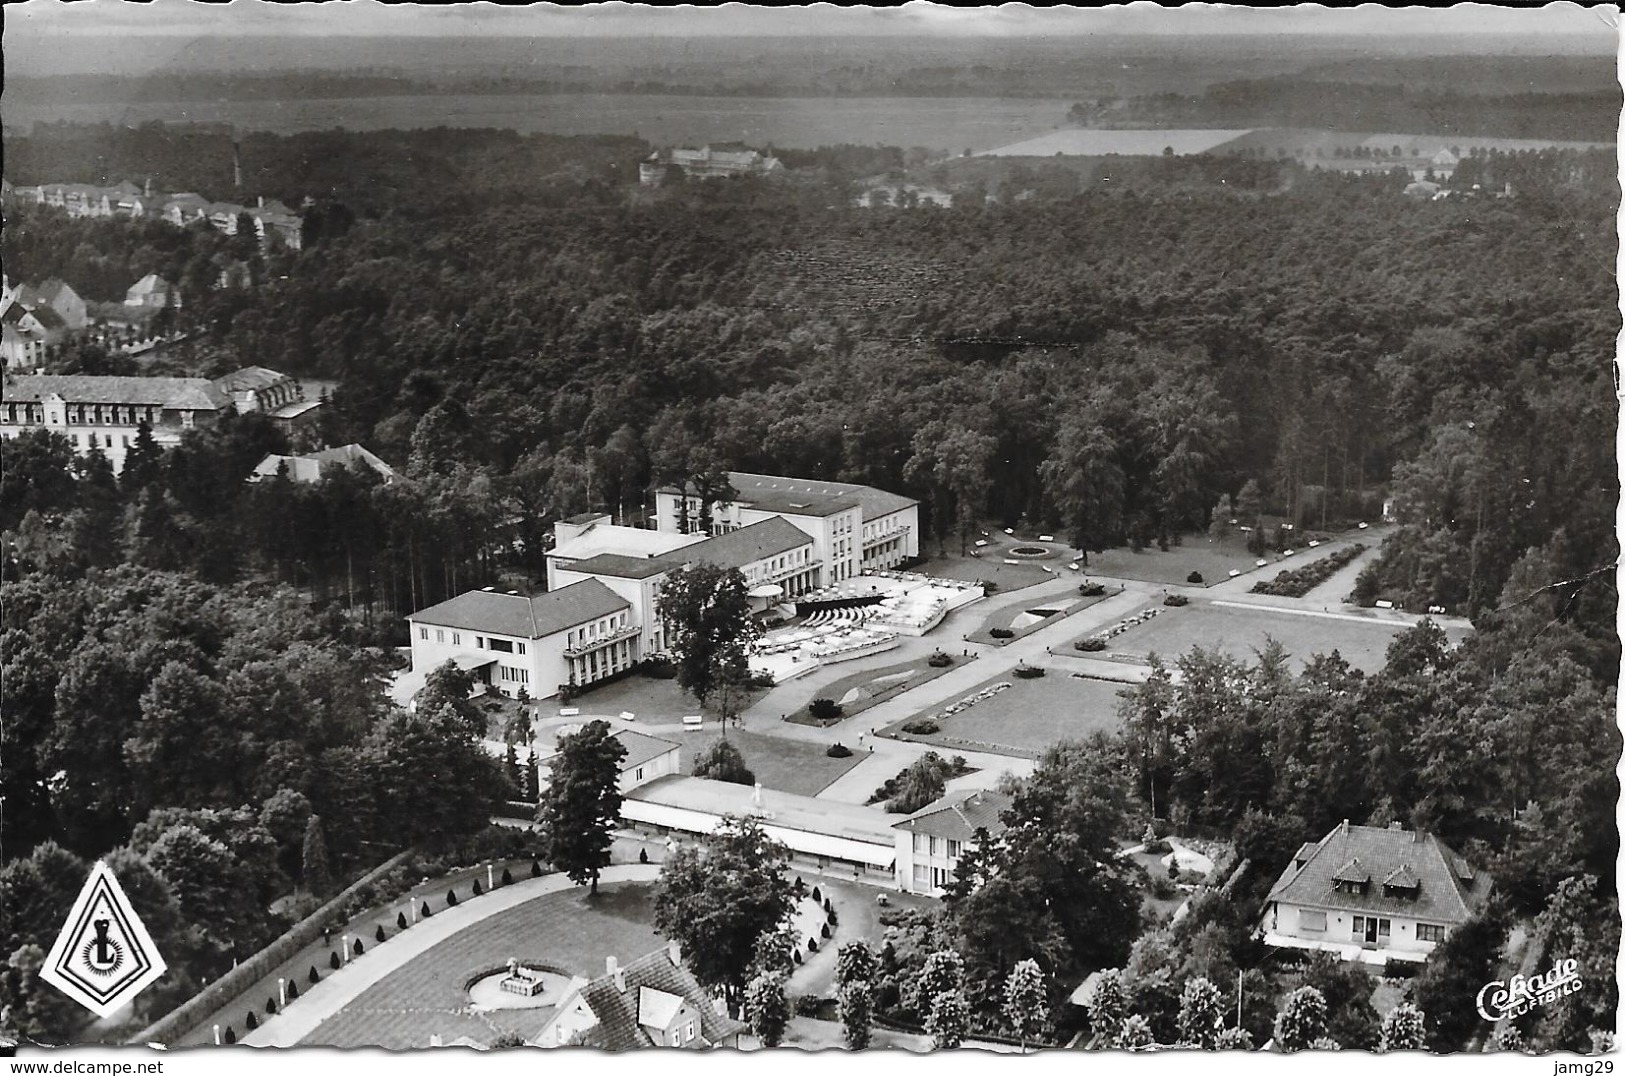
(1013, 664), (1046, 679)
(1251, 543), (1368, 598)
(926, 651), (954, 668)
(989, 627), (1015, 639)
(1148, 873), (1178, 900)
(808, 697), (845, 721)
(1163, 594), (1189, 607)
(827, 743), (853, 758)
(901, 719), (940, 735)
(1074, 637), (1107, 652)
(1079, 581), (1107, 597)
(794, 994), (822, 1016)
(639, 657), (677, 679)
(1187, 571), (1204, 584)
(747, 671), (776, 689)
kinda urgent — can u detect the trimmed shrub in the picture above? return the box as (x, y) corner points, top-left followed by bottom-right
(901, 719), (939, 735)
(329, 952), (341, 970)
(821, 923), (832, 939)
(472, 878), (483, 896)
(824, 897), (833, 913)
(1149, 874), (1178, 900)
(793, 950), (803, 965)
(266, 998), (277, 1015)
(748, 671), (776, 689)
(639, 848), (650, 864)
(224, 1027), (236, 1044)
(827, 908), (838, 926)
(1074, 637), (1107, 652)
(926, 651), (953, 668)
(1251, 544), (1368, 598)
(1013, 664), (1045, 679)
(447, 890), (459, 907)
(808, 939), (819, 953)
(794, 994), (823, 1017)
(309, 967), (320, 985)
(1079, 582), (1107, 597)
(287, 981), (298, 1001)
(1163, 593), (1189, 607)
(989, 627), (1014, 639)
(353, 939), (364, 956)
(639, 657), (677, 679)
(501, 867), (514, 886)
(375, 924), (386, 943)
(246, 1012), (258, 1030)
(421, 902), (433, 918)
(396, 910), (408, 930)
(1187, 571), (1204, 584)
(826, 743), (853, 758)
(809, 697), (844, 721)
(530, 860), (542, 878)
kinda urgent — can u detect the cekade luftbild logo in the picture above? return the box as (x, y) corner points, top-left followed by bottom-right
(1476, 958), (1583, 1022)
(40, 861), (168, 1019)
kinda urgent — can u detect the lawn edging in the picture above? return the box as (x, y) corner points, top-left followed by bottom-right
(965, 586), (1119, 646)
(784, 654), (965, 727)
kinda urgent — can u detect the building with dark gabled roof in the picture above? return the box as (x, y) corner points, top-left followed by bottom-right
(655, 470), (919, 584)
(1261, 820), (1491, 967)
(406, 579), (638, 702)
(529, 944), (743, 1049)
(892, 789), (1013, 895)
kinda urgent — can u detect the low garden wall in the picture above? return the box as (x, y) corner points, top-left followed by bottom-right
(127, 849), (415, 1046)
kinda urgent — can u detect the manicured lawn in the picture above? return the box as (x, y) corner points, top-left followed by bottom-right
(966, 588), (1115, 645)
(877, 670), (1130, 758)
(1081, 532), (1268, 588)
(910, 548), (1055, 594)
(676, 728), (867, 797)
(784, 655), (960, 727)
(1104, 600), (1472, 673)
(301, 881), (666, 1049)
(565, 670), (763, 721)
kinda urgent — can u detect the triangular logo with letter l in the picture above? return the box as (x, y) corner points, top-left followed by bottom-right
(40, 860), (168, 1020)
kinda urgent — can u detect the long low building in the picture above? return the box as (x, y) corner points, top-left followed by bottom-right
(622, 775), (900, 887)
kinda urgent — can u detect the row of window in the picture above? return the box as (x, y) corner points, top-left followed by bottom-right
(565, 611), (629, 651)
(499, 666), (530, 685)
(417, 626), (529, 656)
(571, 638), (635, 681)
(911, 833), (964, 859)
(1299, 911), (1448, 943)
(5, 402), (163, 426)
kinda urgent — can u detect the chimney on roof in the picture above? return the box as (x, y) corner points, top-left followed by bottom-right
(667, 940), (681, 967)
(607, 955), (625, 992)
(1341, 819), (1350, 833)
(144, 176), (152, 198)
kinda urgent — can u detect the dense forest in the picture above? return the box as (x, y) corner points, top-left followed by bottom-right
(3, 128), (1616, 677)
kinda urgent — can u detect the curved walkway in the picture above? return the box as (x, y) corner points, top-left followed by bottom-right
(242, 863), (660, 1047)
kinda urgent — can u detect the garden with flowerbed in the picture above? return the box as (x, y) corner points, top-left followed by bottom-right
(1249, 543), (1368, 597)
(966, 586), (1117, 646)
(783, 654), (962, 727)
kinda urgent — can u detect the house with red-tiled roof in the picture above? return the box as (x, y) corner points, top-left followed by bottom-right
(529, 943), (743, 1049)
(1260, 820), (1492, 966)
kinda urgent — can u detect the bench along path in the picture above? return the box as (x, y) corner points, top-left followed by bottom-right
(241, 863), (661, 1048)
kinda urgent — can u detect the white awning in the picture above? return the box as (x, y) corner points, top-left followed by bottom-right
(749, 584), (785, 598)
(447, 652), (498, 670)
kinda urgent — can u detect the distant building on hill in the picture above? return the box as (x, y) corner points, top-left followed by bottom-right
(639, 144), (783, 186)
(125, 274), (176, 310)
(250, 443), (400, 486)
(0, 365), (319, 472)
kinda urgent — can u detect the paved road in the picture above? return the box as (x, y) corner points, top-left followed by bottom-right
(241, 863), (662, 1047)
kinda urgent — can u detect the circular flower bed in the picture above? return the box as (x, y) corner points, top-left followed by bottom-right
(1006, 545), (1052, 558)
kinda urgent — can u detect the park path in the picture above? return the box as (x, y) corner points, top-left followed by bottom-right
(240, 863), (660, 1048)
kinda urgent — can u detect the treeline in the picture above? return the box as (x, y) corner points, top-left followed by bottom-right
(1070, 80), (1620, 142)
(0, 568), (507, 1041)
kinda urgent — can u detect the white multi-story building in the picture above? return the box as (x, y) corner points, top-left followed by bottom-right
(653, 472), (919, 586)
(407, 579), (638, 700)
(891, 789), (1012, 896)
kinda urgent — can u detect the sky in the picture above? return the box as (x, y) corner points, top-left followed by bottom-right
(4, 0), (1619, 41)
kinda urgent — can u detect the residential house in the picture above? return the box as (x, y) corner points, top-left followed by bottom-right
(529, 944), (743, 1049)
(22, 280), (89, 331)
(891, 789), (1013, 896)
(250, 444), (400, 486)
(1260, 820), (1491, 966)
(0, 302), (68, 370)
(125, 274), (176, 310)
(406, 580), (637, 701)
(212, 365), (323, 434)
(539, 730), (680, 795)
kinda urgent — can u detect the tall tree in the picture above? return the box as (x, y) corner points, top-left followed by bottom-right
(1177, 976), (1225, 1049)
(1379, 1002), (1427, 1052)
(839, 978), (874, 1050)
(1002, 959), (1049, 1053)
(925, 988), (969, 1049)
(744, 972), (789, 1048)
(652, 815), (793, 1012)
(536, 720), (626, 894)
(657, 563), (759, 712)
(301, 814), (333, 898)
(1273, 986), (1329, 1053)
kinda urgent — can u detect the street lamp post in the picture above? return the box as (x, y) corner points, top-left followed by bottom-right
(278, 977), (286, 1008)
